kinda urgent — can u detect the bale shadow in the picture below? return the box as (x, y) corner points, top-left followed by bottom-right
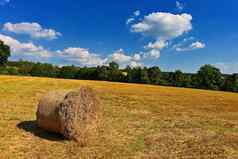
(17, 120), (65, 141)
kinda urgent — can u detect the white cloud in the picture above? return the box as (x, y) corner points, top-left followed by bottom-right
(176, 41), (205, 52)
(131, 12), (192, 40)
(110, 49), (131, 63)
(3, 22), (61, 40)
(144, 40), (168, 59)
(59, 47), (105, 66)
(126, 18), (135, 25)
(145, 40), (168, 50)
(60, 48), (143, 68)
(131, 12), (193, 58)
(0, 33), (143, 67)
(129, 61), (142, 68)
(191, 41), (205, 49)
(134, 10), (140, 17)
(176, 1), (184, 11)
(2, 32), (143, 67)
(133, 53), (141, 61)
(0, 34), (105, 65)
(107, 49), (142, 68)
(145, 49), (161, 59)
(0, 33), (145, 67)
(0, 34), (50, 58)
(126, 10), (141, 24)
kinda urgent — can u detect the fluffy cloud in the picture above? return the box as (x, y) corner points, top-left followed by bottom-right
(131, 12), (192, 40)
(144, 40), (168, 58)
(0, 31), (144, 67)
(107, 49), (142, 68)
(59, 48), (142, 68)
(0, 33), (107, 65)
(0, 34), (106, 66)
(176, 41), (205, 52)
(191, 41), (206, 49)
(59, 47), (105, 66)
(131, 12), (193, 58)
(133, 53), (141, 61)
(110, 49), (131, 63)
(0, 33), (143, 67)
(3, 22), (61, 40)
(145, 40), (168, 50)
(129, 61), (142, 68)
(0, 34), (50, 58)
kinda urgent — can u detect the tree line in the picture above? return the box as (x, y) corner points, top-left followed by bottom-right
(0, 40), (238, 92)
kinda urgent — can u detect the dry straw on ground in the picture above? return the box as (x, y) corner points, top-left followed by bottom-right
(2, 76), (238, 158)
(36, 86), (101, 145)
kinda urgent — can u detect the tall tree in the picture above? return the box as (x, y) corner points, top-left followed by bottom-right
(127, 67), (142, 83)
(172, 70), (185, 87)
(58, 65), (79, 79)
(109, 61), (119, 70)
(108, 62), (121, 81)
(222, 74), (238, 92)
(0, 40), (10, 66)
(148, 66), (161, 84)
(140, 67), (150, 84)
(96, 66), (109, 81)
(76, 67), (97, 80)
(196, 65), (223, 90)
(30, 63), (59, 77)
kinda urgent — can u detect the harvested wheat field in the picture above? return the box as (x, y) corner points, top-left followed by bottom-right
(1, 75), (238, 159)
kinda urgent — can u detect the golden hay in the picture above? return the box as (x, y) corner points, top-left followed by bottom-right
(36, 86), (101, 144)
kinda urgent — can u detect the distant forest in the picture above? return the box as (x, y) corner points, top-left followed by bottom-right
(1, 40), (238, 92)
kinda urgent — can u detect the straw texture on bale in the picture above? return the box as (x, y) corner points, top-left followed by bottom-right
(36, 86), (101, 144)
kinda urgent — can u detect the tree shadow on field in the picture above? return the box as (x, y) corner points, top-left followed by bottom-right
(17, 120), (65, 141)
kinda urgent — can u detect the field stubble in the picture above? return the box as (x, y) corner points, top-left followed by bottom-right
(0, 75), (238, 159)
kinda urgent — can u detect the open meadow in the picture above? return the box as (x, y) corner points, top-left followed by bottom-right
(1, 75), (238, 159)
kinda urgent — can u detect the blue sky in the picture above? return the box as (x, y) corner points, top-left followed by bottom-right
(0, 0), (238, 73)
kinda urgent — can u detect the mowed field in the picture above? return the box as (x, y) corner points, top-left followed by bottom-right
(1, 75), (238, 159)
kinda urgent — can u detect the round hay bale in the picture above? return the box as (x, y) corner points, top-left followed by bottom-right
(36, 86), (101, 144)
(37, 91), (68, 133)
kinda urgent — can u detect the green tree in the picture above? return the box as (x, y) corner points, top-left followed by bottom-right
(172, 70), (185, 87)
(127, 67), (150, 84)
(196, 65), (223, 90)
(222, 74), (238, 92)
(148, 66), (161, 84)
(6, 66), (19, 75)
(76, 67), (97, 80)
(0, 40), (10, 66)
(58, 65), (79, 79)
(17, 60), (35, 75)
(109, 61), (119, 70)
(30, 63), (59, 77)
(108, 62), (121, 81)
(182, 74), (192, 88)
(158, 72), (172, 86)
(127, 67), (141, 83)
(190, 74), (198, 88)
(96, 66), (109, 81)
(140, 67), (150, 84)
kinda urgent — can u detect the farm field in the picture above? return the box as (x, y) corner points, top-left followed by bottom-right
(1, 75), (238, 159)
